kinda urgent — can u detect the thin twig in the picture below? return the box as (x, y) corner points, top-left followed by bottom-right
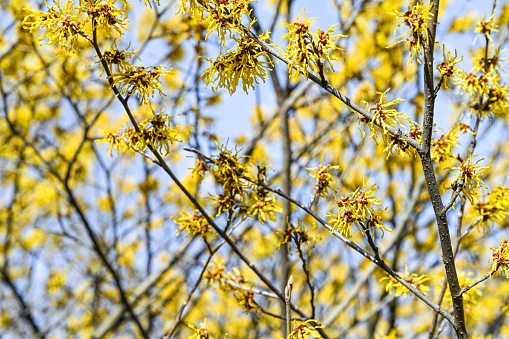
(458, 272), (491, 296)
(163, 253), (216, 339)
(285, 275), (294, 336)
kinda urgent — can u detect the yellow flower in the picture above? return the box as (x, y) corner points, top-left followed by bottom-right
(95, 130), (127, 157)
(22, 0), (84, 51)
(248, 186), (282, 223)
(288, 319), (324, 339)
(360, 88), (407, 144)
(204, 0), (255, 47)
(431, 124), (462, 163)
(78, 0), (128, 36)
(470, 186), (509, 232)
(489, 238), (509, 279)
(325, 179), (389, 239)
(312, 24), (346, 72)
(437, 46), (464, 88)
(177, 0), (209, 18)
(380, 266), (431, 298)
(274, 222), (321, 255)
(173, 209), (215, 239)
(278, 9), (346, 78)
(188, 318), (210, 339)
(203, 258), (227, 286)
(95, 110), (181, 156)
(474, 13), (499, 45)
(235, 289), (256, 312)
(457, 69), (496, 103)
(449, 154), (489, 204)
(210, 192), (237, 217)
(92, 40), (140, 77)
(202, 32), (274, 94)
(210, 143), (249, 197)
(306, 156), (340, 198)
(109, 65), (171, 105)
(486, 82), (509, 118)
(387, 0), (434, 64)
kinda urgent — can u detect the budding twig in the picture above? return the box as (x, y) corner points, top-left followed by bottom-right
(285, 275), (294, 337)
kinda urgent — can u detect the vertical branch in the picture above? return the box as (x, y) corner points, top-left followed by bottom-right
(279, 2), (295, 337)
(279, 93), (293, 337)
(285, 275), (294, 337)
(421, 0), (440, 149)
(296, 244), (316, 319)
(419, 1), (468, 338)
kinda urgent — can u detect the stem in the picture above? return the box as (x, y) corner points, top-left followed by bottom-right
(419, 0), (468, 337)
(285, 275), (294, 337)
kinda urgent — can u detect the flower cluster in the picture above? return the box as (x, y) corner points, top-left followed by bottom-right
(22, 0), (84, 51)
(211, 143), (249, 196)
(444, 271), (482, 306)
(203, 258), (227, 286)
(274, 222), (321, 255)
(306, 156), (340, 199)
(278, 10), (346, 78)
(78, 0), (128, 36)
(360, 89), (407, 144)
(387, 0), (434, 64)
(22, 0), (135, 51)
(23, 1), (171, 106)
(455, 47), (509, 119)
(199, 150), (281, 222)
(173, 209), (215, 239)
(385, 121), (423, 158)
(437, 46), (464, 88)
(474, 14), (499, 44)
(96, 111), (181, 156)
(202, 33), (274, 94)
(206, 0), (255, 47)
(489, 238), (509, 279)
(449, 154), (489, 203)
(234, 289), (256, 312)
(248, 185), (283, 223)
(380, 266), (431, 298)
(188, 318), (210, 339)
(470, 186), (509, 232)
(203, 260), (258, 312)
(275, 320), (323, 339)
(178, 0), (254, 46)
(92, 41), (140, 77)
(430, 123), (471, 163)
(109, 65), (171, 104)
(325, 180), (390, 239)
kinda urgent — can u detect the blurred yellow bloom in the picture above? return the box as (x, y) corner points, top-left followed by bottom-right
(470, 186), (509, 232)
